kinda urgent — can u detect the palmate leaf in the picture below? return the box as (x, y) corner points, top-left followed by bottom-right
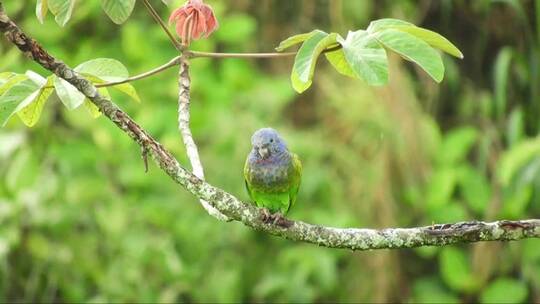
(0, 78), (40, 127)
(53, 58), (140, 111)
(36, 0), (49, 24)
(291, 31), (338, 93)
(334, 30), (388, 86)
(0, 71), (56, 127)
(76, 58), (140, 102)
(81, 78), (110, 118)
(75, 58), (129, 82)
(111, 82), (141, 103)
(367, 18), (414, 33)
(374, 29), (444, 83)
(101, 0), (136, 25)
(53, 76), (85, 110)
(48, 0), (75, 27)
(0, 73), (28, 96)
(278, 18), (463, 93)
(276, 31), (320, 52)
(368, 18), (463, 58)
(17, 73), (55, 127)
(324, 48), (357, 78)
(391, 26), (463, 59)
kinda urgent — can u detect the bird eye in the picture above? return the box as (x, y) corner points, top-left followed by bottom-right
(270, 139), (274, 143)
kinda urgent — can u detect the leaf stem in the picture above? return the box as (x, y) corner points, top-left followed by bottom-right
(42, 56), (182, 89)
(187, 50), (297, 59)
(186, 45), (342, 59)
(142, 0), (183, 51)
(95, 56), (181, 87)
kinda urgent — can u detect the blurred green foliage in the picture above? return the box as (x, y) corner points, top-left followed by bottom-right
(1, 0), (540, 302)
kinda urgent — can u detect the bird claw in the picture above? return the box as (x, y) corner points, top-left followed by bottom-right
(273, 212), (293, 228)
(261, 208), (273, 224)
(260, 209), (293, 228)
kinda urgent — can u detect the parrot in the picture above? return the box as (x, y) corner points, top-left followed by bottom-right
(244, 128), (302, 218)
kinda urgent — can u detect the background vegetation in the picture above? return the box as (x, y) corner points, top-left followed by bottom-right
(1, 0), (539, 302)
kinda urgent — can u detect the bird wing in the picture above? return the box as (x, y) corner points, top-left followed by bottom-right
(243, 157), (254, 201)
(287, 152), (302, 212)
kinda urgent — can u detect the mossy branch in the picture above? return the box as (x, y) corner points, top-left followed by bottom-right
(1, 3), (539, 251)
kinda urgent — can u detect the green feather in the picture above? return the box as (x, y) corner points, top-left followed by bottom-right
(244, 152), (302, 214)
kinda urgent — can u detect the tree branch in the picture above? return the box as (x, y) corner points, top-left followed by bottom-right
(177, 55), (230, 221)
(1, 4), (539, 250)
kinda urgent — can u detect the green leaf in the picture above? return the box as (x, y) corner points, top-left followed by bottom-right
(290, 70), (311, 94)
(101, 0), (136, 25)
(75, 58), (129, 82)
(324, 49), (357, 78)
(428, 201), (468, 223)
(83, 88), (108, 118)
(0, 79), (40, 127)
(276, 31), (319, 52)
(17, 75), (54, 127)
(82, 74), (140, 103)
(0, 74), (28, 96)
(412, 277), (460, 303)
(337, 30), (388, 85)
(498, 137), (540, 186)
(501, 185), (532, 219)
(161, 0), (171, 5)
(391, 25), (463, 58)
(53, 76), (85, 110)
(374, 29), (444, 82)
(426, 167), (457, 209)
(439, 247), (479, 293)
(74, 58), (140, 102)
(291, 31), (337, 93)
(480, 278), (528, 304)
(111, 83), (141, 103)
(367, 18), (413, 33)
(437, 127), (478, 164)
(0, 72), (15, 85)
(494, 47), (513, 121)
(457, 166), (491, 215)
(36, 0), (49, 24)
(507, 108), (524, 147)
(48, 0), (75, 27)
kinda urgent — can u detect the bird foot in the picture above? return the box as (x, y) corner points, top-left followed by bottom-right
(261, 208), (273, 224)
(273, 212), (293, 228)
(260, 209), (293, 228)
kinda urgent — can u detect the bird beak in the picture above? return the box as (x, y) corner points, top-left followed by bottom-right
(258, 147), (269, 159)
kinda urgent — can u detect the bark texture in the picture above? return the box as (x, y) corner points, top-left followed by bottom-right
(177, 56), (229, 221)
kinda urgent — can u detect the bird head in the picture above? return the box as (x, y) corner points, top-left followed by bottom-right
(251, 128), (287, 159)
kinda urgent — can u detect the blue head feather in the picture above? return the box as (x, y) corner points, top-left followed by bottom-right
(250, 128), (288, 160)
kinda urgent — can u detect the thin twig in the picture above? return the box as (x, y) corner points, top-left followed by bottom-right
(186, 45), (342, 59)
(188, 50), (297, 59)
(95, 56), (181, 87)
(42, 56), (181, 89)
(142, 0), (183, 51)
(177, 55), (230, 221)
(1, 3), (539, 250)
